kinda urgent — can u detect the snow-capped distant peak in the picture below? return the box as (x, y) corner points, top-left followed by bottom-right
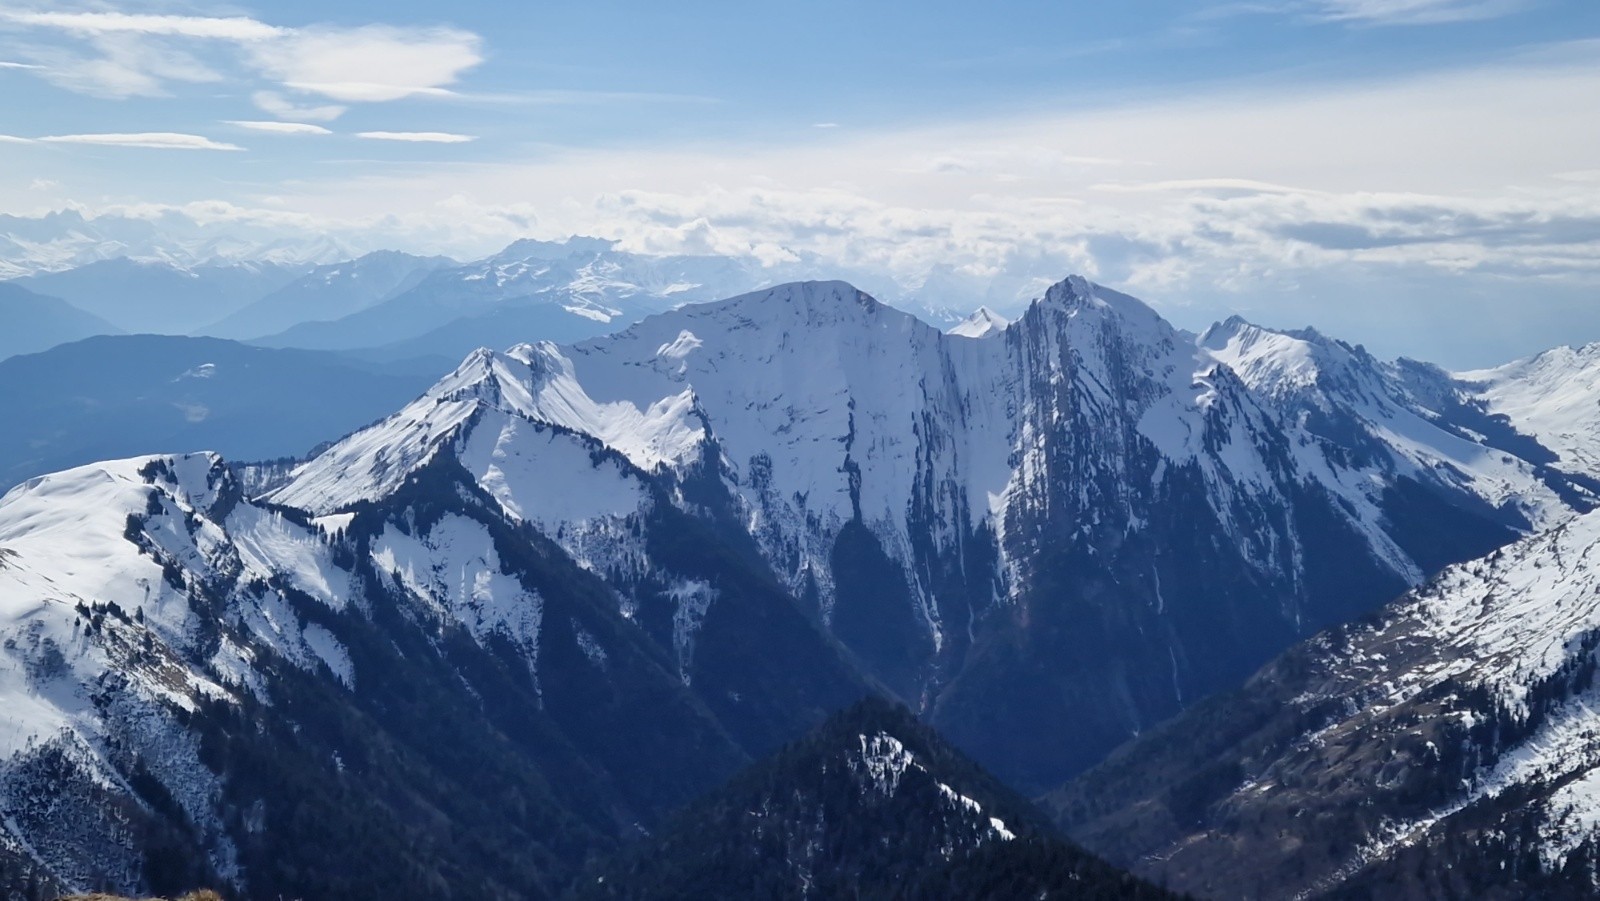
(1459, 342), (1600, 478)
(948, 306), (1009, 338)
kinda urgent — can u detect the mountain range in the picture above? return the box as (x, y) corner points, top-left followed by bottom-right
(2, 274), (1600, 898)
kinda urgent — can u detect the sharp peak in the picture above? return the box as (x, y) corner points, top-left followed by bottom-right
(949, 305), (1010, 338)
(1027, 275), (1174, 333)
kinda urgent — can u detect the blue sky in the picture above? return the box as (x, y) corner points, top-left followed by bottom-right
(0, 0), (1598, 365)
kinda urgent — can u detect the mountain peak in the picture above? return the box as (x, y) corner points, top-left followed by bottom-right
(1033, 275), (1168, 329)
(948, 305), (1009, 338)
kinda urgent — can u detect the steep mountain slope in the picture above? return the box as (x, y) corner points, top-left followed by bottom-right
(0, 283), (120, 361)
(1198, 317), (1575, 570)
(268, 277), (1585, 791)
(256, 238), (772, 353)
(8, 260), (307, 335)
(1459, 342), (1600, 483)
(202, 251), (454, 340)
(0, 440), (867, 898)
(1050, 507), (1600, 899)
(579, 697), (1178, 900)
(0, 336), (449, 492)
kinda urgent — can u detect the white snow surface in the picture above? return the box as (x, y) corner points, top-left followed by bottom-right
(948, 306), (1009, 338)
(1460, 342), (1600, 479)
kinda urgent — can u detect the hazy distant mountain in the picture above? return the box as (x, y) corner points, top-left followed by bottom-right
(0, 282), (120, 361)
(0, 334), (448, 490)
(9, 258), (308, 335)
(255, 237), (780, 352)
(204, 251), (456, 340)
(0, 208), (353, 280)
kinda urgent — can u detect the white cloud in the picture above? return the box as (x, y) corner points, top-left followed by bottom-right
(248, 25), (482, 103)
(223, 46), (1598, 321)
(251, 90), (346, 122)
(38, 132), (243, 151)
(1089, 177), (1312, 194)
(1308, 0), (1530, 24)
(1, 11), (285, 41)
(355, 131), (476, 143)
(0, 60), (42, 69)
(0, 134), (32, 143)
(226, 120), (331, 135)
(6, 13), (483, 105)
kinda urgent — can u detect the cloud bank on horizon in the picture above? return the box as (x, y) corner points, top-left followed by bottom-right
(0, 0), (1596, 367)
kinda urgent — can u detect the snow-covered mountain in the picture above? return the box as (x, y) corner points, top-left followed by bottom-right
(1458, 342), (1600, 484)
(264, 277), (1587, 786)
(0, 275), (1589, 895)
(947, 306), (1009, 338)
(1053, 504), (1600, 899)
(0, 445), (862, 897)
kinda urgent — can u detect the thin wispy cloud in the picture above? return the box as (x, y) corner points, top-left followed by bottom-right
(2, 11), (285, 41)
(1308, 0), (1532, 24)
(356, 131), (477, 143)
(38, 132), (243, 151)
(252, 90), (346, 123)
(0, 60), (42, 69)
(1089, 177), (1314, 194)
(4, 11), (484, 105)
(1198, 0), (1532, 25)
(226, 120), (332, 135)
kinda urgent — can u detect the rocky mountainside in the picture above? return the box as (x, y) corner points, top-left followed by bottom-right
(0, 448), (864, 899)
(579, 697), (1178, 900)
(0, 275), (1588, 896)
(1050, 505), (1600, 899)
